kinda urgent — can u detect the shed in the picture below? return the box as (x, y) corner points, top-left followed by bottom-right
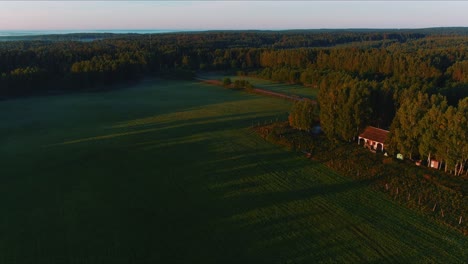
(430, 159), (440, 169)
(358, 126), (389, 152)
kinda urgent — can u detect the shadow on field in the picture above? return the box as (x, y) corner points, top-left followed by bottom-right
(194, 150), (400, 262)
(51, 110), (279, 147)
(35, 90), (466, 263)
(6, 80), (466, 263)
(124, 125), (382, 262)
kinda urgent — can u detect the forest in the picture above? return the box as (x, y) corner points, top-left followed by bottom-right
(0, 29), (467, 175)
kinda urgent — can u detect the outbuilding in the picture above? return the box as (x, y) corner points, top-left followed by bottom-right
(358, 126), (389, 152)
(430, 159), (440, 169)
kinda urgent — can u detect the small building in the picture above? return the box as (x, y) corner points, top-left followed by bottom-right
(430, 159), (440, 169)
(358, 126), (389, 153)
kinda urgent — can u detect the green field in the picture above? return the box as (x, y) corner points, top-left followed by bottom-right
(199, 72), (318, 99)
(0, 79), (466, 263)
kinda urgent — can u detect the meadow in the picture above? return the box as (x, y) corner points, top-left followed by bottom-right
(0, 79), (466, 263)
(198, 72), (318, 99)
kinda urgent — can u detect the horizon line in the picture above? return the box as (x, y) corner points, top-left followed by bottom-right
(0, 26), (468, 34)
(2, 26), (468, 32)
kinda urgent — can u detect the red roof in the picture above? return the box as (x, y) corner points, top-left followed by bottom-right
(359, 126), (389, 144)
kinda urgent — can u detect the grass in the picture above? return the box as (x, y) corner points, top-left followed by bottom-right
(198, 72), (318, 99)
(0, 78), (466, 263)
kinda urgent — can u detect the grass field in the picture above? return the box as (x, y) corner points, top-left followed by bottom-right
(198, 72), (318, 99)
(0, 79), (466, 263)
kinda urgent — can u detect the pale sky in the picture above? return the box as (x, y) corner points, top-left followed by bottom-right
(0, 1), (467, 31)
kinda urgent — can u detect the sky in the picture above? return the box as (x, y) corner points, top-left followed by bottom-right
(1, 1), (468, 31)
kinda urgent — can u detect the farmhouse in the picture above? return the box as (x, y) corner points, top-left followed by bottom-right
(358, 126), (389, 152)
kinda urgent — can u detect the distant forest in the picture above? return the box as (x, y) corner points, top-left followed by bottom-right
(1, 30), (467, 105)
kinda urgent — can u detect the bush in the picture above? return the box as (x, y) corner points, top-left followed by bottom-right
(223, 77), (232, 87)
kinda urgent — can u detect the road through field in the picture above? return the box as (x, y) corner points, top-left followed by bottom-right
(0, 79), (466, 263)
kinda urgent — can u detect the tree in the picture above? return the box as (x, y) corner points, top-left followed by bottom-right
(437, 106), (458, 172)
(418, 95), (447, 166)
(455, 98), (468, 175)
(449, 98), (468, 175)
(318, 73), (371, 142)
(338, 81), (372, 141)
(388, 91), (430, 159)
(288, 100), (319, 131)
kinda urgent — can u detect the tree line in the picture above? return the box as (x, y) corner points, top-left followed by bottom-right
(1, 30), (465, 99)
(388, 91), (467, 176)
